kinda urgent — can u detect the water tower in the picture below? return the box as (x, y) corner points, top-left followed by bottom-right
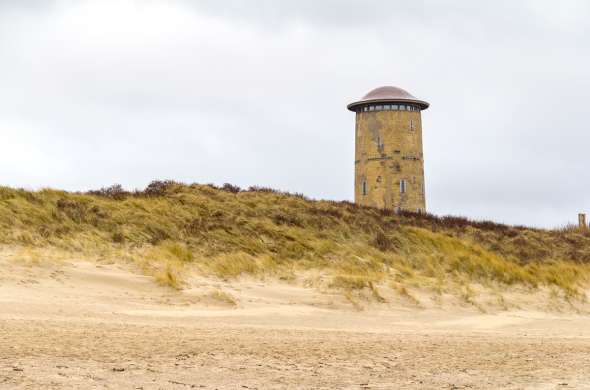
(347, 86), (429, 212)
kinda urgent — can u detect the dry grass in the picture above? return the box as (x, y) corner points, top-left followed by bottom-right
(203, 289), (238, 306)
(7, 247), (69, 267)
(391, 282), (421, 306)
(153, 263), (183, 290)
(1, 181), (590, 299)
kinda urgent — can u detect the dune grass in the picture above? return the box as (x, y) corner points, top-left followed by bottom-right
(203, 289), (238, 306)
(1, 181), (590, 298)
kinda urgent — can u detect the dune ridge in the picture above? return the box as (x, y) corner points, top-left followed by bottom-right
(1, 180), (589, 305)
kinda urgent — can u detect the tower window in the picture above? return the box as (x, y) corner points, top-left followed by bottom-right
(362, 180), (367, 195)
(392, 104), (399, 110)
(410, 119), (414, 131)
(400, 180), (407, 194)
(384, 104), (391, 110)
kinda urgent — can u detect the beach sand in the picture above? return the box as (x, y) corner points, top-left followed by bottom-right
(1, 255), (589, 389)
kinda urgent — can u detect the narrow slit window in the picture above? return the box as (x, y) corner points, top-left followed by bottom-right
(400, 180), (406, 194)
(362, 180), (367, 195)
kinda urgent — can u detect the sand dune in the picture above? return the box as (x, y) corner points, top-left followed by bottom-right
(1, 254), (589, 389)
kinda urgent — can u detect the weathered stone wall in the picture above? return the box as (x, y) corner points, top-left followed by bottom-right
(354, 109), (426, 212)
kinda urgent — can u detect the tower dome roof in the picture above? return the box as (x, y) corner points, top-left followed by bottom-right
(347, 86), (429, 111)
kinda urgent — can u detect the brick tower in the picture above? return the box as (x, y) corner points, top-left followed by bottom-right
(347, 86), (429, 212)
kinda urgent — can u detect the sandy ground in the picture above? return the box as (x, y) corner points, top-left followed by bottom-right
(1, 254), (590, 389)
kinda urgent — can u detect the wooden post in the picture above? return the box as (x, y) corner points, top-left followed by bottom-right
(579, 213), (587, 229)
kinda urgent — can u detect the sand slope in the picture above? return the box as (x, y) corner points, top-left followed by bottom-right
(1, 255), (590, 389)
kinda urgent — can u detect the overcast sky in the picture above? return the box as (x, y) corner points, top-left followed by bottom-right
(1, 1), (589, 227)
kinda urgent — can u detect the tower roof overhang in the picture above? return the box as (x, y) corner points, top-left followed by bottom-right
(347, 85), (430, 111)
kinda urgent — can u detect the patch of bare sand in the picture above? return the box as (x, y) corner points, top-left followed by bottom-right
(0, 254), (589, 389)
